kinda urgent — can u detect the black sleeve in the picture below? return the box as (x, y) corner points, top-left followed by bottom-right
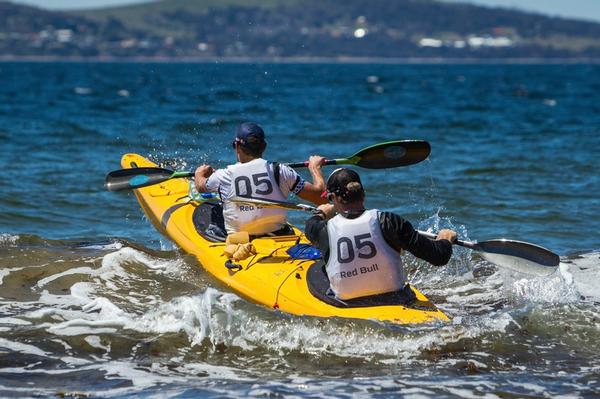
(379, 211), (453, 266)
(305, 215), (330, 262)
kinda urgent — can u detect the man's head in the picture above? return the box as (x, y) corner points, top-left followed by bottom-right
(325, 168), (365, 205)
(232, 122), (267, 159)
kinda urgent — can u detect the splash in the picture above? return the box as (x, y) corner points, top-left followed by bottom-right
(0, 233), (19, 246)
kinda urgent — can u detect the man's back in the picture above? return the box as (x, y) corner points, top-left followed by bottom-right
(207, 158), (303, 235)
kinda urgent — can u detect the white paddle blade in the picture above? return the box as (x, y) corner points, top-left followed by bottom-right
(475, 239), (560, 277)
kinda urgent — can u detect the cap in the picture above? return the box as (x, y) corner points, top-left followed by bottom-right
(234, 122), (265, 147)
(325, 168), (364, 198)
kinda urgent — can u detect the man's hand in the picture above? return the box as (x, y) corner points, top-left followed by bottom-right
(436, 229), (457, 243)
(195, 165), (214, 178)
(307, 155), (326, 171)
(317, 203), (336, 220)
(194, 164), (214, 192)
(298, 155), (327, 204)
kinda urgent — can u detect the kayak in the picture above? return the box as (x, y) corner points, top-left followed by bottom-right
(120, 153), (449, 324)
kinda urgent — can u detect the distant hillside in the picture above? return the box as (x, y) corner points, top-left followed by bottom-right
(2, 0), (600, 59)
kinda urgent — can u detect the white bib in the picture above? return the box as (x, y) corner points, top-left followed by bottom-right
(222, 158), (288, 235)
(326, 209), (404, 300)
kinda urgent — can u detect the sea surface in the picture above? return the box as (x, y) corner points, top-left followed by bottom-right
(0, 62), (599, 398)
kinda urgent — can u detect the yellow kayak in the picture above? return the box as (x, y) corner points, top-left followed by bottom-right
(121, 153), (449, 324)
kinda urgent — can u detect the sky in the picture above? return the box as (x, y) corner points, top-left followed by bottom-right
(8, 0), (600, 23)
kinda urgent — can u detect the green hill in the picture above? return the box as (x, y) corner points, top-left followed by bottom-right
(2, 0), (600, 59)
(73, 0), (296, 38)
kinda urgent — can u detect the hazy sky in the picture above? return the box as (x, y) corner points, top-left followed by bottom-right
(9, 0), (600, 23)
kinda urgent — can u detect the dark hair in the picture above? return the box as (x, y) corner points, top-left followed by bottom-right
(239, 135), (266, 158)
(327, 168), (365, 204)
(336, 181), (365, 203)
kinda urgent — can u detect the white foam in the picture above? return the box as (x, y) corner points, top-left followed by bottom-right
(60, 356), (93, 366)
(98, 247), (186, 280)
(76, 242), (124, 251)
(93, 248), (138, 290)
(84, 335), (110, 352)
(7, 239), (598, 397)
(559, 261), (573, 285)
(220, 308), (516, 361)
(0, 317), (31, 326)
(46, 292), (130, 337)
(506, 380), (547, 394)
(126, 288), (239, 347)
(94, 360), (188, 394)
(36, 266), (94, 288)
(507, 271), (580, 304)
(30, 275), (516, 362)
(15, 246), (194, 339)
(0, 337), (49, 357)
(0, 268), (20, 285)
(563, 252), (600, 301)
(0, 233), (19, 245)
(0, 361), (191, 397)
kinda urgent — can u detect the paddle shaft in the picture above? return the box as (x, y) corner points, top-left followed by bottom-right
(172, 171), (195, 178)
(417, 230), (477, 250)
(288, 158), (351, 168)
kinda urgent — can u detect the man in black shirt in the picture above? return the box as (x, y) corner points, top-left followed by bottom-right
(304, 168), (457, 300)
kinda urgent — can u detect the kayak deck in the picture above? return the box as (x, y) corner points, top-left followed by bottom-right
(121, 153), (449, 324)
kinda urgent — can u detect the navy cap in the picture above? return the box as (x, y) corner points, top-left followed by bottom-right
(235, 122), (265, 146)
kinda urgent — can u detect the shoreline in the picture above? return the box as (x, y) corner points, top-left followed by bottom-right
(2, 55), (600, 64)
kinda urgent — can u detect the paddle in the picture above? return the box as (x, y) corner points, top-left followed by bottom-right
(230, 196), (321, 213)
(105, 167), (193, 192)
(229, 196), (560, 277)
(416, 231), (559, 277)
(106, 140), (430, 192)
(286, 140), (431, 169)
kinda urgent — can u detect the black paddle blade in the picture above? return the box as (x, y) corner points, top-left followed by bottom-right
(475, 239), (560, 277)
(105, 167), (175, 191)
(352, 140), (431, 169)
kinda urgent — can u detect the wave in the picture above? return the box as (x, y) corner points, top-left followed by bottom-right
(1, 235), (599, 396)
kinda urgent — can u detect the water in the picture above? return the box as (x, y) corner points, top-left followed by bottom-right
(1, 62), (599, 397)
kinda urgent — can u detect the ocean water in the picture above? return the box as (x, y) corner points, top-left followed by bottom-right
(0, 62), (599, 398)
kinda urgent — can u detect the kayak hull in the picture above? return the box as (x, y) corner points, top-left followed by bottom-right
(121, 153), (449, 324)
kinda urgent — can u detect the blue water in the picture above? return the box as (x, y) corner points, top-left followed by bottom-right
(1, 62), (599, 398)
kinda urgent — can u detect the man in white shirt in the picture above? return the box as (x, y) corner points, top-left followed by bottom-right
(194, 122), (326, 236)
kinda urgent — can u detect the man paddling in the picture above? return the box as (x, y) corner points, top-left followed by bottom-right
(194, 122), (327, 236)
(305, 168), (457, 300)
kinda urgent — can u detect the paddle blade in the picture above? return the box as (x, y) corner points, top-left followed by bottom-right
(474, 239), (560, 277)
(105, 167), (177, 191)
(349, 140), (431, 169)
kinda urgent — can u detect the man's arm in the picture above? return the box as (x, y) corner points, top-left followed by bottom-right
(296, 156), (327, 205)
(379, 212), (455, 266)
(304, 205), (333, 261)
(194, 165), (214, 192)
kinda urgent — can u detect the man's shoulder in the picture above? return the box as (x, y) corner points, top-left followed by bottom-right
(377, 210), (398, 219)
(377, 210), (411, 229)
(273, 162), (302, 190)
(269, 160), (296, 174)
